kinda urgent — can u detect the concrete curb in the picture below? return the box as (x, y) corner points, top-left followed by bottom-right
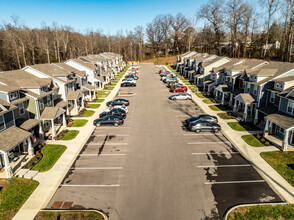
(223, 202), (288, 220)
(163, 65), (294, 204)
(38, 209), (109, 220)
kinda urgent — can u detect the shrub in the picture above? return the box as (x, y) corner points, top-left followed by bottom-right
(265, 141), (270, 145)
(260, 138), (265, 142)
(27, 162), (33, 168)
(256, 134), (261, 139)
(32, 157), (38, 163)
(37, 153), (42, 158)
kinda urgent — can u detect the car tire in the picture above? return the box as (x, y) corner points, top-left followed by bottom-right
(172, 97), (176, 100)
(214, 128), (220, 133)
(195, 129), (201, 133)
(96, 123), (101, 127)
(114, 123), (118, 127)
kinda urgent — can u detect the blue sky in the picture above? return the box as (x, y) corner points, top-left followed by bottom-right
(0, 0), (203, 35)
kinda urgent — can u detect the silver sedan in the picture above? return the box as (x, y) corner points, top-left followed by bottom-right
(169, 93), (192, 100)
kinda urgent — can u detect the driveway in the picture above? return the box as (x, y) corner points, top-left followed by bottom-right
(47, 64), (281, 220)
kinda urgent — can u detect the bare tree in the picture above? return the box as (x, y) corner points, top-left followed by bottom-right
(241, 2), (254, 58)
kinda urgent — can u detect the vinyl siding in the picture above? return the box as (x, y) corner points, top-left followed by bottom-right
(279, 97), (289, 113)
(4, 111), (14, 128)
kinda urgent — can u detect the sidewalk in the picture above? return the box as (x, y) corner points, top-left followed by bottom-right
(13, 70), (129, 220)
(164, 65), (294, 204)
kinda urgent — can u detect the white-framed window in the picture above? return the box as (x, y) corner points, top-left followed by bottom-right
(270, 91), (275, 103)
(9, 91), (18, 101)
(39, 99), (45, 110)
(287, 100), (294, 114)
(0, 115), (5, 131)
(47, 95), (51, 106)
(40, 86), (48, 93)
(280, 127), (285, 134)
(19, 102), (25, 115)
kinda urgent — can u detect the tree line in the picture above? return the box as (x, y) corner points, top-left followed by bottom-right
(1, 0), (294, 71)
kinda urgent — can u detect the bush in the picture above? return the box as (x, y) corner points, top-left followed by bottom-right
(260, 138), (265, 142)
(32, 157), (38, 163)
(27, 162), (33, 168)
(256, 134), (260, 139)
(265, 141), (270, 145)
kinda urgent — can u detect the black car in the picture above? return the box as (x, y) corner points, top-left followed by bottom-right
(184, 114), (218, 126)
(121, 81), (136, 87)
(125, 74), (138, 80)
(106, 99), (129, 107)
(93, 115), (124, 127)
(99, 108), (126, 118)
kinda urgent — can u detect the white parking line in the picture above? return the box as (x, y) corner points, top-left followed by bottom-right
(60, 184), (120, 187)
(96, 127), (130, 129)
(177, 115), (190, 118)
(192, 152), (240, 155)
(183, 133), (222, 136)
(91, 134), (130, 137)
(197, 164), (250, 168)
(79, 154), (126, 156)
(70, 167), (123, 170)
(87, 143), (128, 146)
(187, 142), (231, 145)
(204, 180), (265, 185)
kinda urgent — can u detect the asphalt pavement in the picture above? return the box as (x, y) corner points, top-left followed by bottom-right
(47, 63), (281, 220)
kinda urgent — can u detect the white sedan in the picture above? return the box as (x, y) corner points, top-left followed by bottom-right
(104, 106), (128, 113)
(168, 93), (192, 100)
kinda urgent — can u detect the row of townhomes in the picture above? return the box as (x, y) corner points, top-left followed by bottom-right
(173, 51), (294, 151)
(0, 52), (125, 178)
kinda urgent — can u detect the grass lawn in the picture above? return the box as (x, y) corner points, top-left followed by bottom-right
(34, 211), (104, 220)
(71, 119), (88, 127)
(209, 104), (230, 111)
(217, 112), (236, 119)
(96, 90), (110, 97)
(32, 145), (67, 172)
(95, 99), (104, 103)
(61, 130), (79, 140)
(0, 177), (39, 219)
(196, 93), (206, 98)
(111, 80), (118, 83)
(104, 86), (115, 91)
(203, 99), (217, 104)
(82, 110), (95, 117)
(261, 151), (294, 187)
(228, 204), (294, 220)
(241, 135), (265, 147)
(88, 104), (100, 108)
(228, 122), (259, 131)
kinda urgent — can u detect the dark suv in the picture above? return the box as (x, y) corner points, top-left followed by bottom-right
(106, 99), (129, 107)
(93, 115), (124, 127)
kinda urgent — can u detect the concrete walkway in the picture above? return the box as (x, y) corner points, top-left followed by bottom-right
(164, 65), (294, 204)
(13, 70), (129, 220)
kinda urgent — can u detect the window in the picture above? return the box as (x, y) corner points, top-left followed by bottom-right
(0, 115), (5, 131)
(40, 86), (48, 93)
(47, 95), (51, 106)
(270, 92), (275, 103)
(19, 102), (25, 115)
(9, 91), (18, 101)
(287, 100), (294, 114)
(39, 99), (44, 110)
(280, 127), (285, 134)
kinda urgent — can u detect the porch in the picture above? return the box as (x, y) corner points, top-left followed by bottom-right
(214, 85), (230, 105)
(41, 107), (67, 140)
(67, 90), (84, 116)
(233, 93), (257, 122)
(0, 126), (32, 179)
(82, 84), (96, 101)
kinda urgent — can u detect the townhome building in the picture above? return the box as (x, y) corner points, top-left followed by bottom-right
(23, 64), (84, 116)
(51, 63), (96, 101)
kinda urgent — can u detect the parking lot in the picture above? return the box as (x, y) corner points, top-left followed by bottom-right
(47, 64), (281, 220)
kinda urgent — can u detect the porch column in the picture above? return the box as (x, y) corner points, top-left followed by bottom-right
(3, 152), (12, 179)
(81, 96), (84, 108)
(93, 89), (96, 101)
(39, 123), (44, 139)
(27, 137), (34, 156)
(66, 105), (70, 116)
(74, 100), (78, 114)
(203, 84), (206, 93)
(282, 129), (290, 151)
(233, 100), (237, 112)
(229, 93), (233, 107)
(221, 92), (225, 105)
(62, 113), (66, 126)
(254, 109), (259, 125)
(243, 104), (248, 122)
(51, 119), (55, 140)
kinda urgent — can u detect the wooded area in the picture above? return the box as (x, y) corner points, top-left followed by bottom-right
(1, 0), (294, 71)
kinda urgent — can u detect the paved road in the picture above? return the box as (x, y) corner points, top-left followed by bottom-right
(48, 64), (281, 220)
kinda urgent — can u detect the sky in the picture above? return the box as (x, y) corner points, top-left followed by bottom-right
(0, 0), (203, 35)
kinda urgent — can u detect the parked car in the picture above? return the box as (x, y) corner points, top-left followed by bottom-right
(161, 74), (174, 81)
(99, 108), (126, 118)
(104, 106), (128, 113)
(93, 115), (124, 127)
(125, 74), (138, 80)
(106, 99), (129, 107)
(160, 72), (171, 77)
(167, 82), (183, 88)
(169, 93), (192, 100)
(185, 114), (218, 126)
(122, 78), (136, 83)
(170, 86), (187, 93)
(188, 120), (221, 133)
(164, 77), (178, 84)
(121, 81), (136, 87)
